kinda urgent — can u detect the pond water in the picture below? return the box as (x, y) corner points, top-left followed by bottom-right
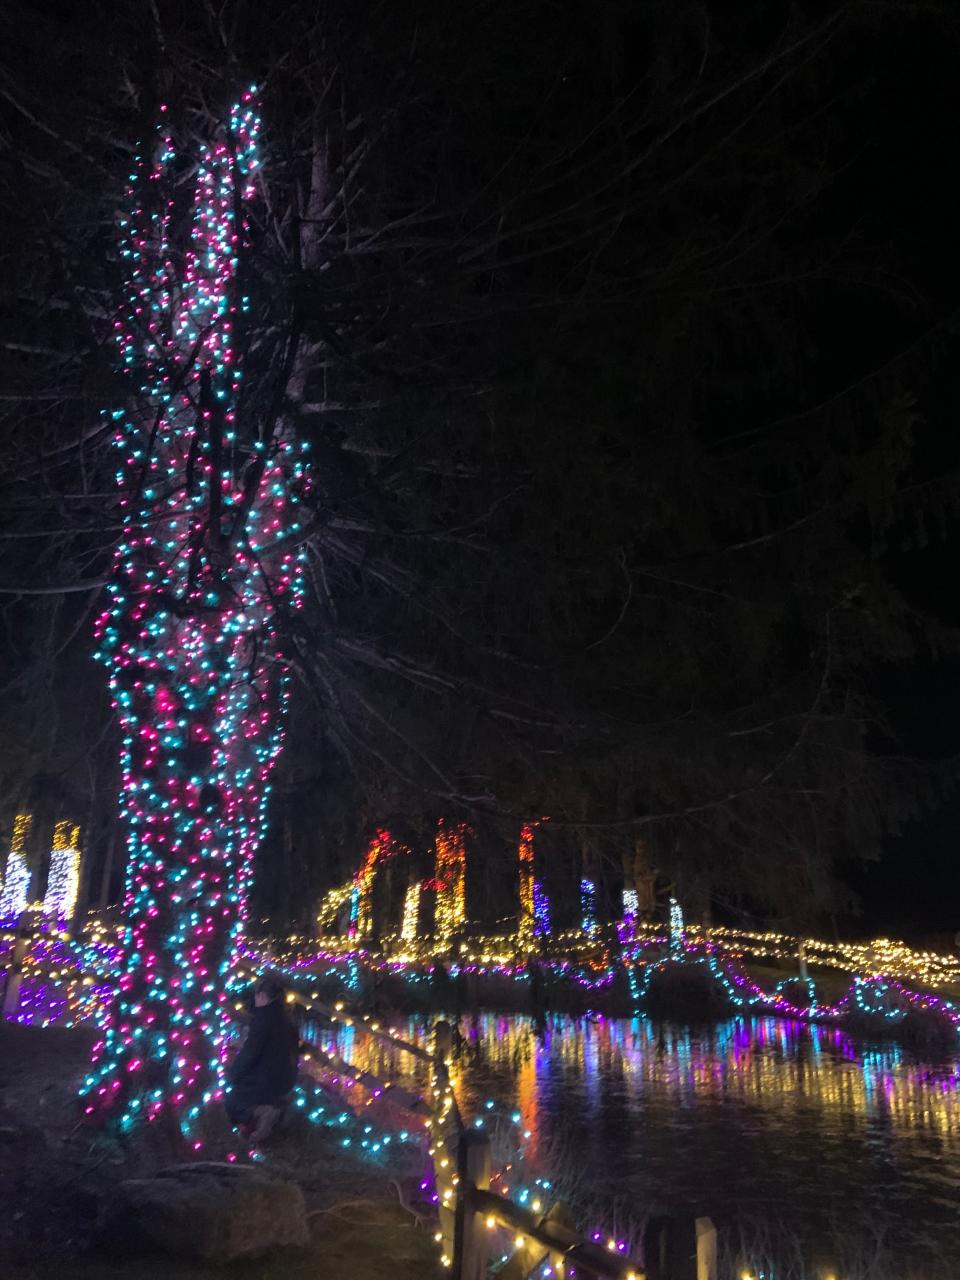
(307, 1012), (960, 1279)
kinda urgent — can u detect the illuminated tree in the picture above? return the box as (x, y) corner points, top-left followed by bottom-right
(349, 829), (398, 939)
(434, 819), (468, 947)
(518, 821), (550, 946)
(0, 813), (33, 920)
(42, 820), (82, 920)
(80, 90), (309, 1138)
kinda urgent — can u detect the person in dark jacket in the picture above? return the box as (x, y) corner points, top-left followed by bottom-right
(226, 974), (300, 1140)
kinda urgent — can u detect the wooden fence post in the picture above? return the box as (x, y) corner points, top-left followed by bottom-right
(695, 1218), (717, 1280)
(434, 1018), (453, 1064)
(644, 1213), (713, 1280)
(798, 937), (809, 983)
(454, 1129), (491, 1280)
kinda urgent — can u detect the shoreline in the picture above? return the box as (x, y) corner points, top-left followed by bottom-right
(281, 943), (960, 1056)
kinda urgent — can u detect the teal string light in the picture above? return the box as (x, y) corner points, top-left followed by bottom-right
(82, 88), (310, 1142)
(580, 878), (597, 935)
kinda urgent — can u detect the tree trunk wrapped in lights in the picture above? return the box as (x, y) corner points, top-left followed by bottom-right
(349, 829), (396, 939)
(81, 89), (309, 1139)
(518, 822), (535, 947)
(434, 819), (468, 947)
(401, 879), (422, 942)
(42, 820), (81, 920)
(0, 813), (33, 921)
(518, 820), (550, 946)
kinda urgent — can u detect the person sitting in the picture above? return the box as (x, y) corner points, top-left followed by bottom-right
(226, 973), (300, 1142)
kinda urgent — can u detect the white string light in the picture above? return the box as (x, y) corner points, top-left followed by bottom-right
(42, 821), (82, 920)
(0, 814), (33, 919)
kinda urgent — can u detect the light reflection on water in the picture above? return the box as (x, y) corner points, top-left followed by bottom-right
(310, 1013), (960, 1274)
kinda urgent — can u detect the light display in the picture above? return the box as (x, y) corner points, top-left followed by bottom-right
(0, 813), (33, 920)
(621, 887), (638, 925)
(15, 910), (960, 1062)
(519, 819), (551, 940)
(289, 991), (960, 1280)
(580, 877), (597, 935)
(80, 88), (309, 1137)
(401, 881), (421, 941)
(348, 884), (361, 937)
(316, 879), (353, 933)
(518, 823), (536, 946)
(434, 820), (467, 946)
(669, 896), (684, 951)
(42, 821), (81, 920)
(350, 830), (396, 939)
(305, 829), (960, 1003)
(532, 880), (550, 937)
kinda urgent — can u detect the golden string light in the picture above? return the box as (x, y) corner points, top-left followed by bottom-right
(401, 881), (421, 941)
(434, 820), (467, 947)
(352, 830), (397, 938)
(304, 830), (960, 1004)
(11, 813), (31, 854)
(518, 822), (536, 948)
(315, 880), (353, 932)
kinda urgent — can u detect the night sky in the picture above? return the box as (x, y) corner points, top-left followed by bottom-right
(0, 2), (958, 940)
(787, 17), (960, 938)
(839, 19), (960, 932)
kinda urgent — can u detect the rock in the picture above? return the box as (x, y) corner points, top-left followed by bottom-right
(100, 1161), (309, 1262)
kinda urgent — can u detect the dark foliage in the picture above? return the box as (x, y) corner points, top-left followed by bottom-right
(1, 0), (959, 927)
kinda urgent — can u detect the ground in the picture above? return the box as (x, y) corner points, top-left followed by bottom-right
(0, 1023), (439, 1280)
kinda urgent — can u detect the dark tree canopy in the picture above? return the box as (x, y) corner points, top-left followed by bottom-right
(1, 0), (959, 929)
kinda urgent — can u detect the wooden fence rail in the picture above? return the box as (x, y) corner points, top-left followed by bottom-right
(2, 939), (716, 1279)
(252, 991), (717, 1280)
(423, 1020), (718, 1280)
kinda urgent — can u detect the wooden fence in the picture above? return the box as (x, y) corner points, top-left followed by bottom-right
(291, 990), (716, 1280)
(0, 930), (716, 1279)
